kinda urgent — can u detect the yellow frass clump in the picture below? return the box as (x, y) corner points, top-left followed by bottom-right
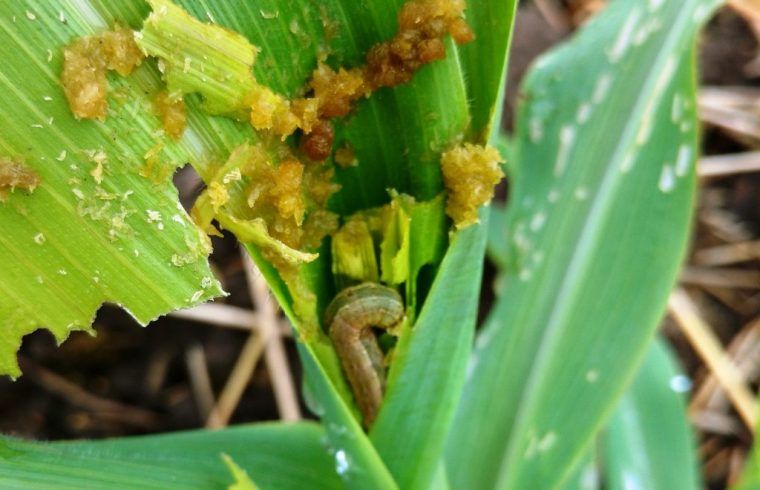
(309, 64), (368, 119)
(154, 90), (187, 140)
(199, 143), (338, 254)
(302, 209), (340, 250)
(189, 141), (340, 337)
(100, 28), (145, 76)
(247, 88), (323, 142)
(441, 143), (504, 228)
(270, 159), (306, 225)
(0, 158), (40, 201)
(241, 150), (305, 247)
(365, 0), (473, 88)
(334, 144), (358, 168)
(207, 181), (230, 212)
(290, 98), (320, 134)
(248, 85), (300, 137)
(61, 27), (144, 120)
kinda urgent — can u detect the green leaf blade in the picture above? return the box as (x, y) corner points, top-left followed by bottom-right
(457, 0), (518, 141)
(603, 339), (702, 490)
(445, 1), (723, 488)
(370, 219), (488, 489)
(332, 42), (469, 214)
(0, 1), (226, 377)
(559, 445), (599, 490)
(0, 423), (339, 490)
(298, 343), (399, 490)
(735, 410), (760, 490)
(0, 0), (469, 369)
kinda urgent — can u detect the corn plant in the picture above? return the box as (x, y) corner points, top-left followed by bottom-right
(0, 0), (743, 489)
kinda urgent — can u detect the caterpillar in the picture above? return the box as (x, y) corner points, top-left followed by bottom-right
(325, 283), (404, 428)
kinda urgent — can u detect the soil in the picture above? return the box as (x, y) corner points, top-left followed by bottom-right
(1, 3), (758, 489)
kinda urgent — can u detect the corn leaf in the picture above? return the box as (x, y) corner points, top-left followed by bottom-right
(0, 423), (339, 490)
(602, 338), (701, 490)
(487, 202), (508, 268)
(559, 339), (701, 490)
(370, 219), (488, 488)
(299, 343), (399, 490)
(0, 0), (469, 372)
(734, 395), (760, 490)
(559, 447), (599, 490)
(0, 1), (228, 378)
(363, 0), (516, 483)
(735, 446), (759, 489)
(445, 0), (723, 488)
(327, 2), (469, 214)
(457, 0), (518, 141)
(1, 0), (511, 486)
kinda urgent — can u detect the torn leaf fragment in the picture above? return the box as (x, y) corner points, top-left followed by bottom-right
(137, 0), (258, 115)
(332, 216), (381, 288)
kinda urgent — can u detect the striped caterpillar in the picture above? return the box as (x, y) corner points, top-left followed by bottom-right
(325, 283), (404, 428)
